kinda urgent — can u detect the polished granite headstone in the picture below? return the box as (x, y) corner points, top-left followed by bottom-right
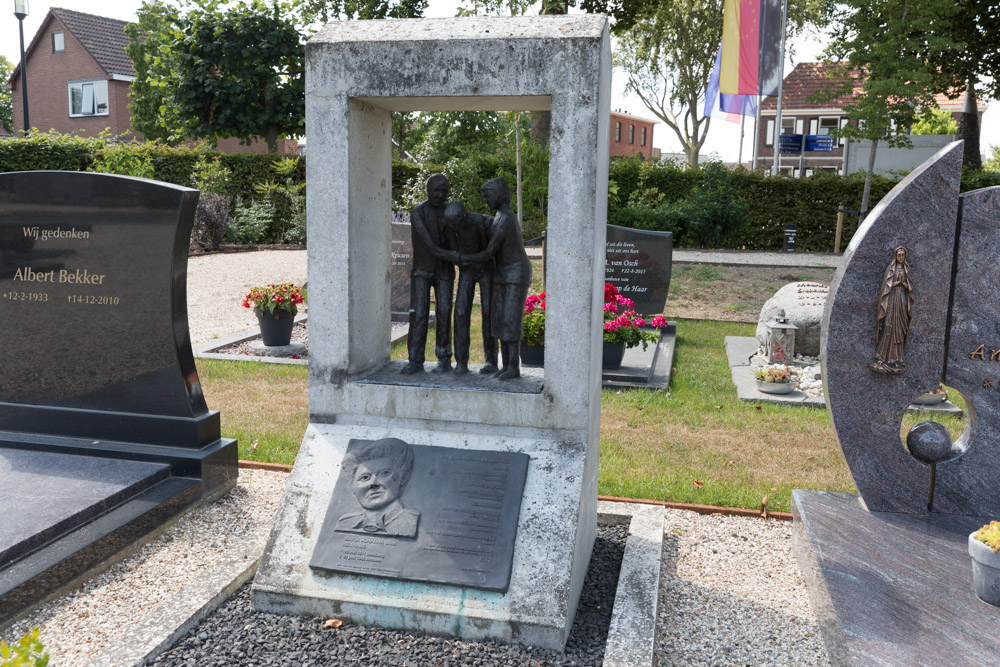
(311, 439), (529, 592)
(390, 221), (412, 321)
(800, 142), (1000, 665)
(0, 171), (237, 625)
(605, 224), (672, 316)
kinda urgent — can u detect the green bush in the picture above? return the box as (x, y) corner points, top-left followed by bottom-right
(227, 196), (274, 244)
(1, 627), (48, 666)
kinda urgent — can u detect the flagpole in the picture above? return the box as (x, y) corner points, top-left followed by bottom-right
(752, 95), (760, 170)
(770, 0), (789, 176)
(738, 109), (746, 166)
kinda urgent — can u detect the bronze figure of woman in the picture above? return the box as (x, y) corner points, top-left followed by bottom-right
(869, 245), (913, 374)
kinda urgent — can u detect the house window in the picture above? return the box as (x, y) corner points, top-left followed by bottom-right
(68, 79), (109, 117)
(628, 124), (634, 144)
(53, 31), (64, 53)
(764, 117), (796, 146)
(641, 126), (647, 146)
(615, 122), (621, 142)
(818, 117), (839, 136)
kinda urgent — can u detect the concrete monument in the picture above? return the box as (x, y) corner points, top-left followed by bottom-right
(253, 16), (611, 649)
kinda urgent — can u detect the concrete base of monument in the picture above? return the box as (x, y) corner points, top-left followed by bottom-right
(0, 434), (238, 628)
(248, 341), (307, 357)
(726, 337), (964, 415)
(251, 422), (598, 650)
(792, 490), (1000, 666)
(602, 323), (676, 391)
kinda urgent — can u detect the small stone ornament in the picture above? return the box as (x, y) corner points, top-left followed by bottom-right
(869, 245), (913, 374)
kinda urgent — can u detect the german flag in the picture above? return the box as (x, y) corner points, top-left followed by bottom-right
(719, 0), (782, 97)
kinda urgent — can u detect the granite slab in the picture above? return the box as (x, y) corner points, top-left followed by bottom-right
(727, 337), (963, 414)
(792, 490), (1000, 667)
(0, 448), (169, 567)
(602, 325), (675, 391)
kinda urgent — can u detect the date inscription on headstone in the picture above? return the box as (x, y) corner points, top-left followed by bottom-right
(390, 222), (412, 320)
(310, 439), (529, 592)
(604, 224), (672, 316)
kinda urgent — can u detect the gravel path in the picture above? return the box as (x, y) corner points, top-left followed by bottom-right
(187, 250), (307, 346)
(1, 469), (289, 666)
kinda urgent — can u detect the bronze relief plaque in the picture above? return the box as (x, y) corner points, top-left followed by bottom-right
(310, 438), (530, 592)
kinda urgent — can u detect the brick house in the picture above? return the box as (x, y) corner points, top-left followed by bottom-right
(754, 62), (985, 175)
(610, 110), (660, 160)
(6, 7), (297, 153)
(7, 8), (136, 138)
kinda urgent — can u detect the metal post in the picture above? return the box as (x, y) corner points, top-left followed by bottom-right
(752, 95), (760, 170)
(16, 12), (30, 134)
(835, 205), (845, 253)
(798, 133), (805, 177)
(770, 0), (789, 176)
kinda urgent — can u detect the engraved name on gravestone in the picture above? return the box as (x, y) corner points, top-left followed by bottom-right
(390, 221), (412, 320)
(604, 224), (672, 316)
(0, 171), (217, 446)
(311, 438), (529, 592)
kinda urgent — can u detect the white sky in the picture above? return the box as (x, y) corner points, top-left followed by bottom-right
(3, 0), (997, 161)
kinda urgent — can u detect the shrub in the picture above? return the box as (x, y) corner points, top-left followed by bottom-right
(227, 196), (274, 244)
(0, 627), (48, 666)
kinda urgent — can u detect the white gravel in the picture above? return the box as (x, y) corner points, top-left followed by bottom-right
(1, 469), (289, 667)
(186, 250), (307, 345)
(656, 510), (828, 666)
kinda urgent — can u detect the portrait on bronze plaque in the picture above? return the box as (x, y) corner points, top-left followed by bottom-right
(334, 438), (419, 538)
(869, 245), (913, 375)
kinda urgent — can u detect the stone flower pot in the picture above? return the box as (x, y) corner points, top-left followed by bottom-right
(969, 532), (1000, 606)
(255, 308), (296, 347)
(912, 389), (948, 405)
(756, 379), (794, 395)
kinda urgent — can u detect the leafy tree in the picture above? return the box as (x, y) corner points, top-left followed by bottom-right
(910, 108), (958, 135)
(0, 56), (14, 134)
(126, 0), (425, 149)
(816, 0), (961, 221)
(617, 0), (827, 168)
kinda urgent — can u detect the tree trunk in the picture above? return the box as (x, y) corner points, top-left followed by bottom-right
(529, 112), (550, 147)
(685, 143), (700, 168)
(860, 137), (878, 225)
(959, 78), (982, 170)
(266, 125), (279, 153)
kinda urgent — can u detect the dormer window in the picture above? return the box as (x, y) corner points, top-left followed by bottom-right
(53, 31), (64, 53)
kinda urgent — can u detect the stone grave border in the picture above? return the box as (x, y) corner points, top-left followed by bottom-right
(725, 336), (963, 415)
(87, 498), (664, 667)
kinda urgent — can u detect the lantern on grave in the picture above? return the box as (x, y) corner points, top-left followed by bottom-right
(764, 309), (797, 364)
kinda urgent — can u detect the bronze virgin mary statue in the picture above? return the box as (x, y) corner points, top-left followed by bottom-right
(869, 246), (913, 374)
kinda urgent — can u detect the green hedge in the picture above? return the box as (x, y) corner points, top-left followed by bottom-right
(609, 159), (1000, 251)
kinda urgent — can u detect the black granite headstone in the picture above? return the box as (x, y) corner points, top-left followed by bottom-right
(604, 224), (672, 316)
(311, 438), (529, 592)
(390, 222), (412, 321)
(783, 223), (797, 252)
(0, 171), (237, 624)
(0, 171), (220, 446)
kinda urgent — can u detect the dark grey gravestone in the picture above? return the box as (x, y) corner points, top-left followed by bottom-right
(390, 222), (412, 321)
(311, 439), (529, 592)
(935, 186), (1000, 516)
(604, 225), (672, 316)
(821, 142), (962, 514)
(792, 491), (999, 666)
(0, 171), (237, 624)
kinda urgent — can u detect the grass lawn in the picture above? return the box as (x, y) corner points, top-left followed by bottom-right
(198, 317), (966, 511)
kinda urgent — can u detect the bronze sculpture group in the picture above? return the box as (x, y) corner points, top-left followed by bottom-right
(402, 174), (531, 381)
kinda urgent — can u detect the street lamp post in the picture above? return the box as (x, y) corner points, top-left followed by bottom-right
(14, 0), (30, 134)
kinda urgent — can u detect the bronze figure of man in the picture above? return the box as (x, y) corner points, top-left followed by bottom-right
(869, 245), (913, 374)
(402, 174), (459, 375)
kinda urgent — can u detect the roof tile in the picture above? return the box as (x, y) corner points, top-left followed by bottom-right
(51, 7), (135, 77)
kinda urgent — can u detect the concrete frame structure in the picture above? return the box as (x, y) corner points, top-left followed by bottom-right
(253, 16), (611, 649)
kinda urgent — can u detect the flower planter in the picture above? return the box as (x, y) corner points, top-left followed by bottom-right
(756, 379), (794, 395)
(602, 340), (626, 370)
(255, 308), (295, 347)
(969, 532), (1000, 606)
(520, 340), (545, 367)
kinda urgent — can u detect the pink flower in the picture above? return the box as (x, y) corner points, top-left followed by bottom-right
(635, 317), (646, 327)
(525, 303), (535, 314)
(604, 302), (618, 314)
(652, 316), (668, 328)
(604, 321), (619, 332)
